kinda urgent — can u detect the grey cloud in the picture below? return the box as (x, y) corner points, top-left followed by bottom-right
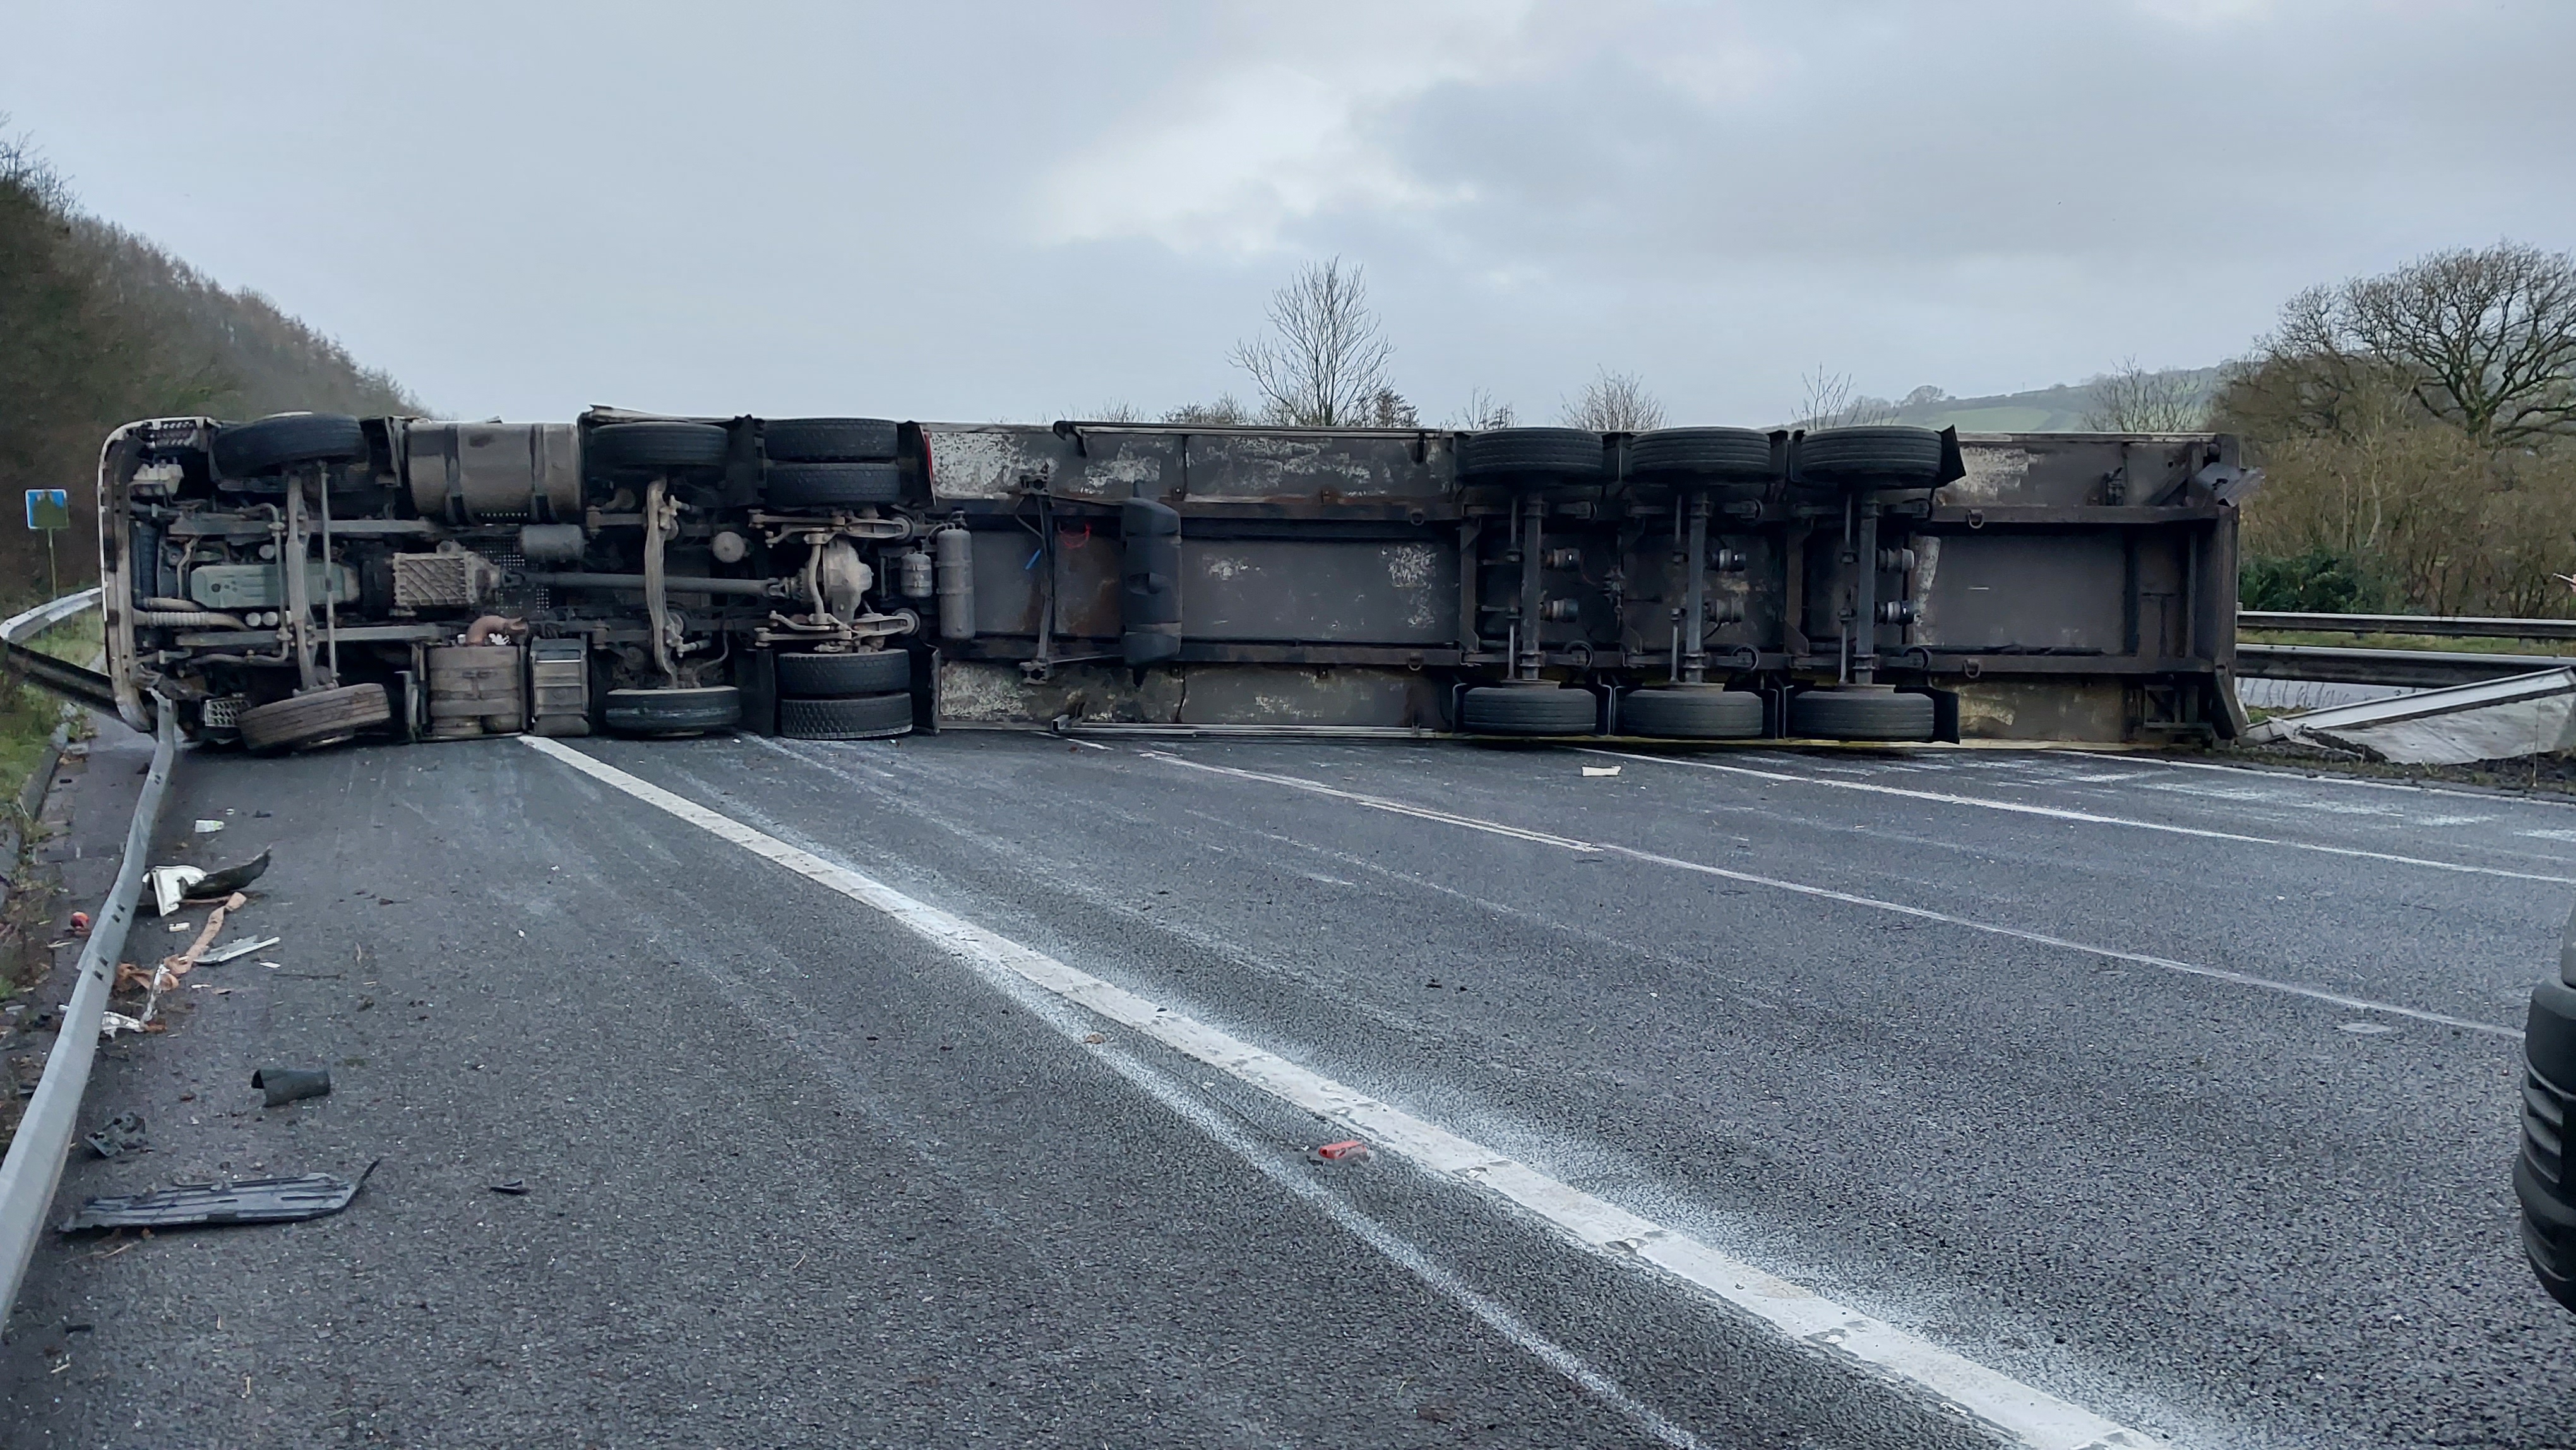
(4, 0), (2570, 426)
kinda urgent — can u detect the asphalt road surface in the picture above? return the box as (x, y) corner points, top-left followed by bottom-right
(5, 722), (2573, 1448)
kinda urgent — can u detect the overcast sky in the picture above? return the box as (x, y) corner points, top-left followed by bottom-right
(8, 1), (2574, 425)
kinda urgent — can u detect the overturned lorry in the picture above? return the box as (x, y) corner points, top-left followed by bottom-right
(92, 409), (2255, 750)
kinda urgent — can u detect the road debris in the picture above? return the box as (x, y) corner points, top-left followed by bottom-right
(192, 818), (224, 834)
(199, 935), (280, 965)
(1313, 1139), (1371, 1163)
(188, 849), (271, 901)
(253, 1067), (331, 1106)
(66, 911), (91, 937)
(1582, 765), (1622, 777)
(488, 1180), (528, 1195)
(97, 1012), (156, 1039)
(144, 865), (205, 917)
(56, 1161), (378, 1232)
(81, 1112), (148, 1159)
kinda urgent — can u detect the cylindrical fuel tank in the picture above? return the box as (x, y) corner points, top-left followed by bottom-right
(425, 644), (527, 737)
(404, 422), (582, 524)
(934, 527), (974, 642)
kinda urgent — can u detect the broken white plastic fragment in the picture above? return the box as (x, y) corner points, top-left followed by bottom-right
(1581, 765), (1621, 777)
(98, 1011), (150, 1038)
(143, 865), (206, 918)
(193, 819), (224, 834)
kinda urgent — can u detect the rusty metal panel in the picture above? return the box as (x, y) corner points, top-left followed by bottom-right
(1176, 666), (1443, 726)
(1912, 534), (2128, 651)
(1186, 539), (1454, 643)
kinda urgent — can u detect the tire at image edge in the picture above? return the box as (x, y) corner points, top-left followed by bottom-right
(602, 685), (742, 735)
(1787, 688), (1935, 741)
(775, 649), (912, 697)
(1619, 688), (1763, 739)
(1460, 686), (1598, 735)
(237, 683), (392, 751)
(778, 693), (914, 739)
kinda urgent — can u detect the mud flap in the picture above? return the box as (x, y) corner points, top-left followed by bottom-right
(1121, 496), (1183, 668)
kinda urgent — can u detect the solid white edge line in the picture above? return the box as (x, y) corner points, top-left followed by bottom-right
(1583, 749), (2576, 886)
(1143, 752), (2524, 1041)
(520, 735), (2162, 1450)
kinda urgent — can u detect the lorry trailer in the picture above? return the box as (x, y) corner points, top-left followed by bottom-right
(89, 408), (2257, 750)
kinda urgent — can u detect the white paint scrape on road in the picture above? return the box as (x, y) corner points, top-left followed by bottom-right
(522, 736), (2163, 1450)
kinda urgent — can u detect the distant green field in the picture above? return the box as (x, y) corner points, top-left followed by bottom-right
(1877, 366), (2224, 434)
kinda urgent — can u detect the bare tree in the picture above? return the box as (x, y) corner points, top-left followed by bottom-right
(1363, 386), (1419, 428)
(1229, 257), (1395, 428)
(1087, 400), (1142, 423)
(1796, 366), (1896, 432)
(2082, 358), (2207, 431)
(1162, 395), (1255, 426)
(1446, 387), (1515, 430)
(1561, 368), (1666, 432)
(2263, 243), (2576, 446)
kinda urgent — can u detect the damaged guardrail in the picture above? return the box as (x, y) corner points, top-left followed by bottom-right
(0, 705), (174, 1328)
(1, 588), (115, 715)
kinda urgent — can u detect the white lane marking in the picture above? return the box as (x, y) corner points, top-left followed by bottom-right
(2524, 830), (2576, 844)
(1152, 752), (2524, 1041)
(1585, 750), (2576, 886)
(521, 736), (2161, 1450)
(680, 899), (1708, 1450)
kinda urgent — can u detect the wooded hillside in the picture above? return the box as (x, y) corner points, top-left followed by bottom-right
(0, 131), (417, 611)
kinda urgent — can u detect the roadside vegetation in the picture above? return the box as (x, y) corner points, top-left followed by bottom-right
(0, 120), (417, 618)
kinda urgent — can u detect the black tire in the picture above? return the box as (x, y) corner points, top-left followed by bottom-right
(775, 649), (911, 697)
(1457, 429), (1608, 481)
(588, 422), (732, 472)
(764, 417), (900, 462)
(211, 413), (367, 477)
(765, 461), (903, 508)
(1626, 428), (1776, 484)
(1460, 685), (1598, 736)
(1619, 687), (1763, 740)
(779, 693), (913, 740)
(603, 685), (741, 736)
(1797, 426), (1947, 487)
(237, 683), (391, 752)
(1787, 687), (1935, 741)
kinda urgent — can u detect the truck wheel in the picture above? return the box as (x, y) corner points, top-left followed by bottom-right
(775, 649), (911, 697)
(1460, 685), (1597, 736)
(1787, 686), (1934, 741)
(211, 413), (367, 477)
(779, 693), (913, 740)
(1626, 428), (1776, 484)
(763, 417), (900, 462)
(237, 683), (392, 752)
(1796, 427), (1947, 487)
(603, 685), (741, 736)
(765, 461), (903, 508)
(1619, 687), (1763, 739)
(1457, 428), (1608, 481)
(588, 422), (732, 472)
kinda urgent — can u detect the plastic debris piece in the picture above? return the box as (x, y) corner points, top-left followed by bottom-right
(82, 1112), (148, 1159)
(1581, 765), (1621, 777)
(57, 1161), (378, 1233)
(145, 866), (206, 918)
(251, 1067), (331, 1107)
(199, 937), (281, 966)
(193, 819), (224, 834)
(488, 1180), (528, 1195)
(98, 1012), (151, 1038)
(1313, 1139), (1371, 1163)
(68, 912), (90, 937)
(186, 851), (271, 901)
